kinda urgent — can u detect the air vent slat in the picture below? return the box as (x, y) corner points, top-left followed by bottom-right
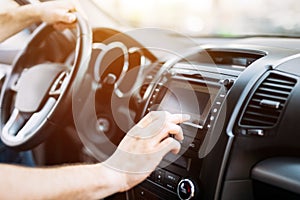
(261, 82), (294, 91)
(256, 87), (290, 97)
(241, 117), (275, 126)
(266, 77), (296, 86)
(253, 93), (288, 102)
(245, 104), (281, 113)
(244, 111), (279, 120)
(240, 73), (296, 128)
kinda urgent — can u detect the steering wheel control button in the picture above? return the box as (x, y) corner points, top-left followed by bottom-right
(49, 71), (69, 96)
(177, 179), (195, 200)
(103, 73), (117, 85)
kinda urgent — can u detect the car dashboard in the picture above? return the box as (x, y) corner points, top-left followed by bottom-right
(1, 25), (300, 200)
(115, 34), (300, 200)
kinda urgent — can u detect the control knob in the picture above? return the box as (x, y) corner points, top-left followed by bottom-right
(221, 78), (234, 90)
(177, 179), (196, 200)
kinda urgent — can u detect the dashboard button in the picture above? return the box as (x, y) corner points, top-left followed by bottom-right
(165, 171), (180, 192)
(184, 137), (201, 152)
(189, 140), (200, 151)
(155, 170), (165, 185)
(247, 129), (264, 136)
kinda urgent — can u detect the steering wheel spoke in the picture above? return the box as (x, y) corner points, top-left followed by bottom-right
(2, 108), (27, 137)
(1, 98), (56, 146)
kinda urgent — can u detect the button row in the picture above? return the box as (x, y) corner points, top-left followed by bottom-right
(147, 83), (163, 112)
(149, 169), (181, 192)
(205, 91), (226, 129)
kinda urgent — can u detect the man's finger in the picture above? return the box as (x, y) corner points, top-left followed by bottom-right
(153, 122), (184, 141)
(158, 137), (181, 155)
(170, 113), (191, 124)
(136, 111), (160, 128)
(53, 22), (76, 31)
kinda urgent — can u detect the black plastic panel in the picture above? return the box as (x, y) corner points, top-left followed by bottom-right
(252, 157), (300, 195)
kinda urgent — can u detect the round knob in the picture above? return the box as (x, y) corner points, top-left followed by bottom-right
(222, 79), (234, 90)
(177, 179), (195, 200)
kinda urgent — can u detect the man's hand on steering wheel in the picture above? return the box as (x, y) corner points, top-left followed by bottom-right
(33, 1), (77, 30)
(0, 0), (79, 42)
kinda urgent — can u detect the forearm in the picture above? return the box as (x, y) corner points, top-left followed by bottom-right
(0, 163), (125, 200)
(0, 1), (77, 43)
(0, 4), (40, 42)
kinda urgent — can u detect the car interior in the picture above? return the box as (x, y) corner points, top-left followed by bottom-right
(1, 0), (300, 199)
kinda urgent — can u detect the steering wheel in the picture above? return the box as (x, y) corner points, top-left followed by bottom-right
(0, 13), (92, 150)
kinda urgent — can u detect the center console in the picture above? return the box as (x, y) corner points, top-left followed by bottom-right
(128, 48), (264, 200)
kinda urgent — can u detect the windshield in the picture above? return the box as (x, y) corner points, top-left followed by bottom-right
(93, 0), (300, 37)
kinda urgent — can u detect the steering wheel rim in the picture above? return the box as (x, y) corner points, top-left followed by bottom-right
(0, 13), (92, 150)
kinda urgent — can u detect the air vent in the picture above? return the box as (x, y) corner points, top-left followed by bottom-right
(240, 73), (296, 128)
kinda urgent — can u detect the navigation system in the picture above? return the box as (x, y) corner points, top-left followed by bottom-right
(158, 80), (219, 126)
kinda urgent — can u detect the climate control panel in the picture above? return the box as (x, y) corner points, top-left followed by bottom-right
(145, 168), (199, 200)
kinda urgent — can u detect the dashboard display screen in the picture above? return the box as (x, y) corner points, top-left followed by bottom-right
(158, 80), (219, 126)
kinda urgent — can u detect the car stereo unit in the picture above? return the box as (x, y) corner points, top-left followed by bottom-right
(132, 62), (235, 200)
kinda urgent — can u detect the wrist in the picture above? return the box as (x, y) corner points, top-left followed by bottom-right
(28, 4), (43, 23)
(95, 163), (129, 193)
(19, 4), (42, 24)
